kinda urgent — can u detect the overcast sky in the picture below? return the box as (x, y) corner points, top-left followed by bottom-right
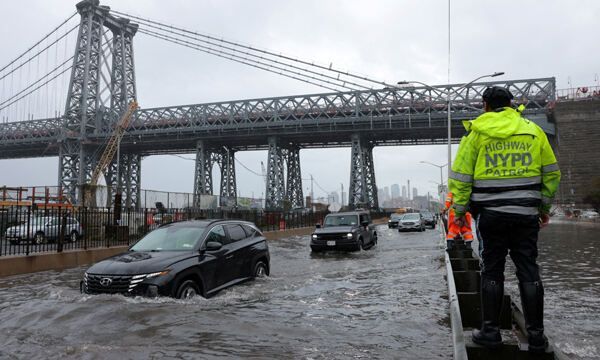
(0, 0), (598, 202)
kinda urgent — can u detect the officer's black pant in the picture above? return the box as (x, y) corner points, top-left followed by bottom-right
(476, 210), (541, 283)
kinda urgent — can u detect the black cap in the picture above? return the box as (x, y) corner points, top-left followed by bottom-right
(482, 86), (514, 103)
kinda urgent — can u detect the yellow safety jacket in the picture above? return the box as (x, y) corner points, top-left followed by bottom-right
(449, 107), (561, 217)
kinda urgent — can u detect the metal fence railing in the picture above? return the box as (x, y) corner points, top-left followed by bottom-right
(0, 205), (330, 257)
(556, 86), (600, 102)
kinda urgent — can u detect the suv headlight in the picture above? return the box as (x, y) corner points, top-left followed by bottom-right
(346, 233), (353, 239)
(312, 234), (318, 239)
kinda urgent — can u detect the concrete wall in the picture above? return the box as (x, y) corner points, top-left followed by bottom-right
(0, 227), (314, 278)
(553, 100), (600, 205)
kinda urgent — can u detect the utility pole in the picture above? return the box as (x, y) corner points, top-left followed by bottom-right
(310, 174), (314, 203)
(341, 182), (344, 206)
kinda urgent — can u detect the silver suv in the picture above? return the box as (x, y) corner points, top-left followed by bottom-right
(5, 216), (83, 245)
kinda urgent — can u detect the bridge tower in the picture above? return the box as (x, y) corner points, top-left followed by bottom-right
(348, 134), (378, 209)
(264, 138), (304, 210)
(59, 0), (139, 206)
(192, 142), (239, 208)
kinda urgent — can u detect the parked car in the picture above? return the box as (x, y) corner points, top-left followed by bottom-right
(5, 216), (83, 244)
(420, 210), (437, 228)
(81, 219), (269, 299)
(310, 211), (377, 252)
(388, 213), (403, 228)
(398, 213), (425, 232)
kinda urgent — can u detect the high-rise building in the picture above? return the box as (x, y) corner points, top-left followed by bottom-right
(413, 187), (418, 198)
(384, 186), (390, 202)
(330, 191), (340, 204)
(407, 180), (411, 200)
(402, 185), (407, 200)
(377, 188), (386, 205)
(391, 184), (400, 199)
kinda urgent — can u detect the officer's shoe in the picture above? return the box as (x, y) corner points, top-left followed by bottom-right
(445, 240), (455, 252)
(464, 241), (472, 250)
(472, 325), (502, 349)
(519, 281), (548, 353)
(472, 278), (504, 349)
(528, 330), (548, 353)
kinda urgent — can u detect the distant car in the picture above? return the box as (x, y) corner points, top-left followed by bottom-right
(81, 219), (269, 299)
(310, 211), (377, 252)
(420, 211), (436, 228)
(398, 213), (425, 232)
(582, 211), (599, 219)
(5, 216), (83, 244)
(388, 213), (403, 228)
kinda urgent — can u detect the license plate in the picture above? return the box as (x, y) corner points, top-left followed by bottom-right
(327, 241), (336, 246)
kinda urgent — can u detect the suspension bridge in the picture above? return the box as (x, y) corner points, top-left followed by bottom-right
(0, 0), (556, 210)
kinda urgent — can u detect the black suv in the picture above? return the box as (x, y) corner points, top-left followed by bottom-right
(310, 211), (377, 252)
(81, 219), (270, 299)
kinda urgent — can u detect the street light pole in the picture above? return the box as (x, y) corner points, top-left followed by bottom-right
(399, 71), (505, 179)
(420, 161), (447, 204)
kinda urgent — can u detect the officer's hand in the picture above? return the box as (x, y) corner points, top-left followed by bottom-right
(454, 216), (466, 227)
(539, 213), (550, 228)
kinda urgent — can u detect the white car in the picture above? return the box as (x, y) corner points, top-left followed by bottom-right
(582, 211), (599, 219)
(398, 213), (425, 232)
(5, 216), (83, 245)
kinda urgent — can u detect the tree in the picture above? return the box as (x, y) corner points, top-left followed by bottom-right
(583, 177), (600, 212)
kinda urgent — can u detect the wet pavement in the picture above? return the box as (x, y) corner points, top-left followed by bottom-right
(0, 225), (452, 359)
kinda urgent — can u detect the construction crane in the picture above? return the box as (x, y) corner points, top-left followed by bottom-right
(89, 101), (138, 186)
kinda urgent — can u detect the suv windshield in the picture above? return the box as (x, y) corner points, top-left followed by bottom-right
(390, 214), (403, 220)
(324, 215), (358, 227)
(131, 226), (205, 251)
(402, 213), (420, 221)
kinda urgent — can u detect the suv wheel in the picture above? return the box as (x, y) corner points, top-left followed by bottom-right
(34, 232), (45, 245)
(176, 280), (200, 299)
(70, 231), (79, 242)
(253, 261), (268, 278)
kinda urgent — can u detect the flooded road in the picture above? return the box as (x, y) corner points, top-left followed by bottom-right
(498, 220), (600, 359)
(530, 221), (600, 359)
(0, 225), (452, 359)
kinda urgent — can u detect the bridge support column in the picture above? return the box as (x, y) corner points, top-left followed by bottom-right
(193, 140), (213, 207)
(119, 153), (141, 208)
(218, 147), (237, 208)
(285, 146), (304, 209)
(265, 137), (285, 210)
(349, 134), (378, 209)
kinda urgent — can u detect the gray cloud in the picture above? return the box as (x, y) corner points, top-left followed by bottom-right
(0, 0), (597, 202)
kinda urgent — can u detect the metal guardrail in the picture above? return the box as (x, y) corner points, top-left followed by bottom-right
(445, 251), (469, 360)
(555, 86), (600, 102)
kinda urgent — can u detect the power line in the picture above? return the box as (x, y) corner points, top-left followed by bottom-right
(0, 12), (77, 74)
(131, 18), (368, 91)
(0, 24), (78, 82)
(137, 29), (344, 92)
(110, 9), (391, 89)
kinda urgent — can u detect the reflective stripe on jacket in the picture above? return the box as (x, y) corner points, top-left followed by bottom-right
(448, 107), (561, 216)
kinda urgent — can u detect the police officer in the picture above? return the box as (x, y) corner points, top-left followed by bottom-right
(448, 86), (561, 352)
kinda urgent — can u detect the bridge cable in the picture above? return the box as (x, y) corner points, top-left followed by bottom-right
(131, 18), (369, 91)
(137, 28), (354, 92)
(0, 12), (77, 75)
(110, 10), (393, 89)
(137, 29), (343, 92)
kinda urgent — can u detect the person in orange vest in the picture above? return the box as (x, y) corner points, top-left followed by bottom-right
(444, 192), (474, 251)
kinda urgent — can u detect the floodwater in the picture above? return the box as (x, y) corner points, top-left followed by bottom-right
(522, 221), (600, 359)
(0, 225), (452, 359)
